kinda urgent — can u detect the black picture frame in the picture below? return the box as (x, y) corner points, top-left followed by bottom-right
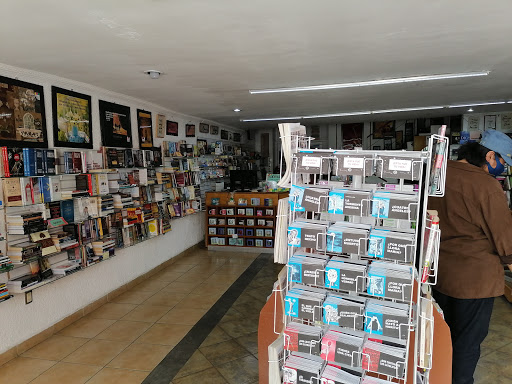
(186, 124), (195, 137)
(233, 132), (241, 142)
(210, 125), (219, 135)
(373, 121), (395, 139)
(99, 100), (132, 148)
(199, 122), (209, 134)
(52, 86), (93, 148)
(404, 121), (414, 143)
(166, 120), (178, 136)
(137, 109), (153, 148)
(220, 129), (228, 140)
(0, 75), (48, 148)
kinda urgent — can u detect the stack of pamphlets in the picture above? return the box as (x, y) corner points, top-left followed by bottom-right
(288, 252), (329, 286)
(284, 321), (323, 356)
(376, 154), (422, 181)
(284, 284), (326, 322)
(323, 293), (365, 330)
(368, 230), (415, 262)
(320, 327), (365, 367)
(320, 364), (362, 384)
(371, 192), (418, 221)
(328, 189), (372, 217)
(361, 340), (407, 378)
(325, 257), (368, 292)
(289, 185), (306, 212)
(367, 262), (413, 301)
(300, 186), (330, 212)
(283, 352), (324, 384)
(326, 222), (370, 255)
(364, 299), (410, 340)
(288, 220), (328, 250)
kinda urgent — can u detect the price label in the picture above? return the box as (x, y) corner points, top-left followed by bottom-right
(388, 159), (412, 172)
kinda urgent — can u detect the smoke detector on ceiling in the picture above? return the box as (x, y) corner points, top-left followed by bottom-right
(144, 70), (161, 79)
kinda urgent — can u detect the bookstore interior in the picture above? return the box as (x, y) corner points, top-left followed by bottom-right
(1, 2), (512, 384)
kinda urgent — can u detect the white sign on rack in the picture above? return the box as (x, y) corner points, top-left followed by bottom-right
(301, 157), (321, 167)
(388, 159), (412, 172)
(343, 157), (364, 169)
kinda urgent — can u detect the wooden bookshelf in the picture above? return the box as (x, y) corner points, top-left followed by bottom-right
(205, 191), (288, 252)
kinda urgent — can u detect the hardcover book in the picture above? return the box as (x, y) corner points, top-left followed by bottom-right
(3, 178), (23, 206)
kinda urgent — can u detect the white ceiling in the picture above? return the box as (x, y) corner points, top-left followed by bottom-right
(3, 0), (512, 128)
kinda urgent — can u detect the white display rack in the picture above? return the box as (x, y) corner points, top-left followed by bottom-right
(271, 126), (447, 384)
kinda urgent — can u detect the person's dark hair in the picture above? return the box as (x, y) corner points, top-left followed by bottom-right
(457, 142), (491, 167)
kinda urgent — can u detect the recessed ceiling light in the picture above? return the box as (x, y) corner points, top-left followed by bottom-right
(249, 71), (490, 94)
(233, 108), (241, 112)
(144, 70), (161, 79)
(468, 108), (474, 112)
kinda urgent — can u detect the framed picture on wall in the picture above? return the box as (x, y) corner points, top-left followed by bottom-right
(233, 132), (241, 142)
(0, 76), (48, 147)
(99, 100), (132, 148)
(404, 121), (414, 142)
(185, 124), (195, 137)
(341, 123), (364, 149)
(228, 132), (234, 141)
(137, 109), (153, 148)
(373, 121), (395, 139)
(199, 122), (209, 134)
(52, 86), (93, 148)
(210, 125), (219, 135)
(484, 115), (497, 130)
(156, 114), (166, 138)
(220, 129), (229, 140)
(166, 120), (178, 136)
(395, 130), (403, 149)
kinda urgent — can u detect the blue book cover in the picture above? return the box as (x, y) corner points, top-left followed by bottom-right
(288, 262), (302, 283)
(40, 177), (52, 202)
(326, 230), (343, 253)
(289, 185), (305, 212)
(284, 295), (299, 318)
(23, 148), (29, 176)
(371, 197), (390, 218)
(325, 267), (340, 289)
(61, 200), (75, 223)
(35, 149), (44, 175)
(367, 273), (386, 297)
(364, 311), (384, 335)
(287, 226), (302, 247)
(25, 148), (36, 176)
(328, 191), (345, 214)
(323, 301), (339, 325)
(368, 235), (386, 258)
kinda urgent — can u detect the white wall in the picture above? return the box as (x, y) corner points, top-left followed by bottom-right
(0, 63), (222, 354)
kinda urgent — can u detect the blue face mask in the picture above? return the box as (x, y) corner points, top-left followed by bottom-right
(487, 153), (505, 176)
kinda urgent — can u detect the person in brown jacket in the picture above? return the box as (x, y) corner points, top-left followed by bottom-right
(428, 129), (512, 384)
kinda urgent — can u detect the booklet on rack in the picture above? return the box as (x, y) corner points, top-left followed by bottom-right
(325, 258), (367, 293)
(288, 220), (328, 250)
(334, 151), (374, 177)
(368, 229), (415, 262)
(364, 299), (410, 340)
(326, 222), (370, 255)
(294, 150), (333, 174)
(323, 293), (365, 330)
(371, 192), (418, 221)
(288, 252), (328, 286)
(376, 154), (422, 181)
(367, 261), (413, 301)
(320, 327), (365, 368)
(284, 284), (326, 322)
(284, 321), (323, 356)
(328, 188), (372, 217)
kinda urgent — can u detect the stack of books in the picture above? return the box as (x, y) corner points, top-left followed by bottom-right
(113, 194), (133, 209)
(92, 237), (116, 258)
(7, 242), (42, 264)
(0, 253), (13, 272)
(6, 213), (46, 235)
(30, 230), (58, 257)
(367, 262), (413, 301)
(99, 195), (114, 216)
(0, 282), (10, 302)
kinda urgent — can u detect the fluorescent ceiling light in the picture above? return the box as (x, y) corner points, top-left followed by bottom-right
(448, 101), (506, 108)
(303, 111), (371, 119)
(249, 71), (490, 94)
(372, 106), (444, 114)
(242, 116), (303, 122)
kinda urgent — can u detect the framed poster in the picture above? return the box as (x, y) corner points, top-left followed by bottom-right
(373, 121), (395, 139)
(228, 132), (234, 141)
(52, 86), (93, 148)
(185, 124), (195, 137)
(395, 130), (403, 149)
(0, 76), (48, 147)
(137, 109), (153, 148)
(233, 132), (241, 142)
(220, 129), (228, 140)
(166, 120), (178, 136)
(484, 115), (497, 130)
(156, 114), (166, 138)
(502, 114), (512, 132)
(210, 125), (219, 135)
(404, 121), (414, 143)
(468, 115), (480, 131)
(341, 123), (363, 149)
(199, 122), (209, 134)
(99, 100), (132, 148)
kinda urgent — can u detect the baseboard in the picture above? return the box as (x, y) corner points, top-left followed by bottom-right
(0, 240), (204, 367)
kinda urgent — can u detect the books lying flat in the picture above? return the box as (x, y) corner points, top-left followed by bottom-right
(284, 322), (323, 355)
(368, 229), (415, 262)
(334, 151), (374, 177)
(51, 260), (81, 275)
(367, 262), (413, 301)
(326, 222), (370, 255)
(323, 293), (365, 330)
(362, 339), (406, 378)
(320, 364), (361, 384)
(288, 252), (328, 286)
(285, 284), (326, 322)
(328, 189), (372, 216)
(283, 353), (324, 384)
(325, 258), (367, 292)
(7, 273), (42, 291)
(320, 327), (365, 368)
(288, 220), (327, 249)
(376, 154), (422, 181)
(364, 299), (410, 340)
(371, 192), (418, 220)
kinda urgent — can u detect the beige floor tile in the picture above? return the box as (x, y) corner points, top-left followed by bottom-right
(95, 320), (152, 342)
(173, 367), (228, 384)
(121, 305), (171, 323)
(200, 339), (250, 365)
(0, 357), (56, 384)
(172, 293), (219, 310)
(161, 281), (199, 294)
(30, 362), (101, 384)
(163, 263), (195, 273)
(174, 350), (213, 379)
(88, 303), (138, 320)
(204, 274), (238, 286)
(216, 355), (259, 384)
(107, 343), (172, 371)
(110, 290), (156, 305)
(134, 279), (171, 292)
(193, 283), (229, 296)
(144, 291), (187, 307)
(21, 335), (88, 361)
(200, 326), (232, 348)
(173, 275), (204, 287)
(135, 323), (192, 346)
(86, 367), (149, 384)
(151, 270), (184, 283)
(158, 307), (208, 325)
(63, 339), (130, 366)
(57, 317), (116, 339)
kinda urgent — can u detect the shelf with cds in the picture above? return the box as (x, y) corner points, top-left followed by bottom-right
(266, 127), (449, 384)
(0, 148), (203, 301)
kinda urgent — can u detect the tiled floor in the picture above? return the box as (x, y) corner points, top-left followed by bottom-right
(0, 246), (510, 384)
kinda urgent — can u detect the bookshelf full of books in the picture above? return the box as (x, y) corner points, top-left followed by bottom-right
(0, 144), (202, 297)
(265, 124), (449, 384)
(205, 191), (288, 251)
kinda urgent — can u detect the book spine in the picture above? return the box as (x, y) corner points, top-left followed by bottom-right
(2, 147), (10, 177)
(23, 148), (29, 176)
(42, 150), (48, 175)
